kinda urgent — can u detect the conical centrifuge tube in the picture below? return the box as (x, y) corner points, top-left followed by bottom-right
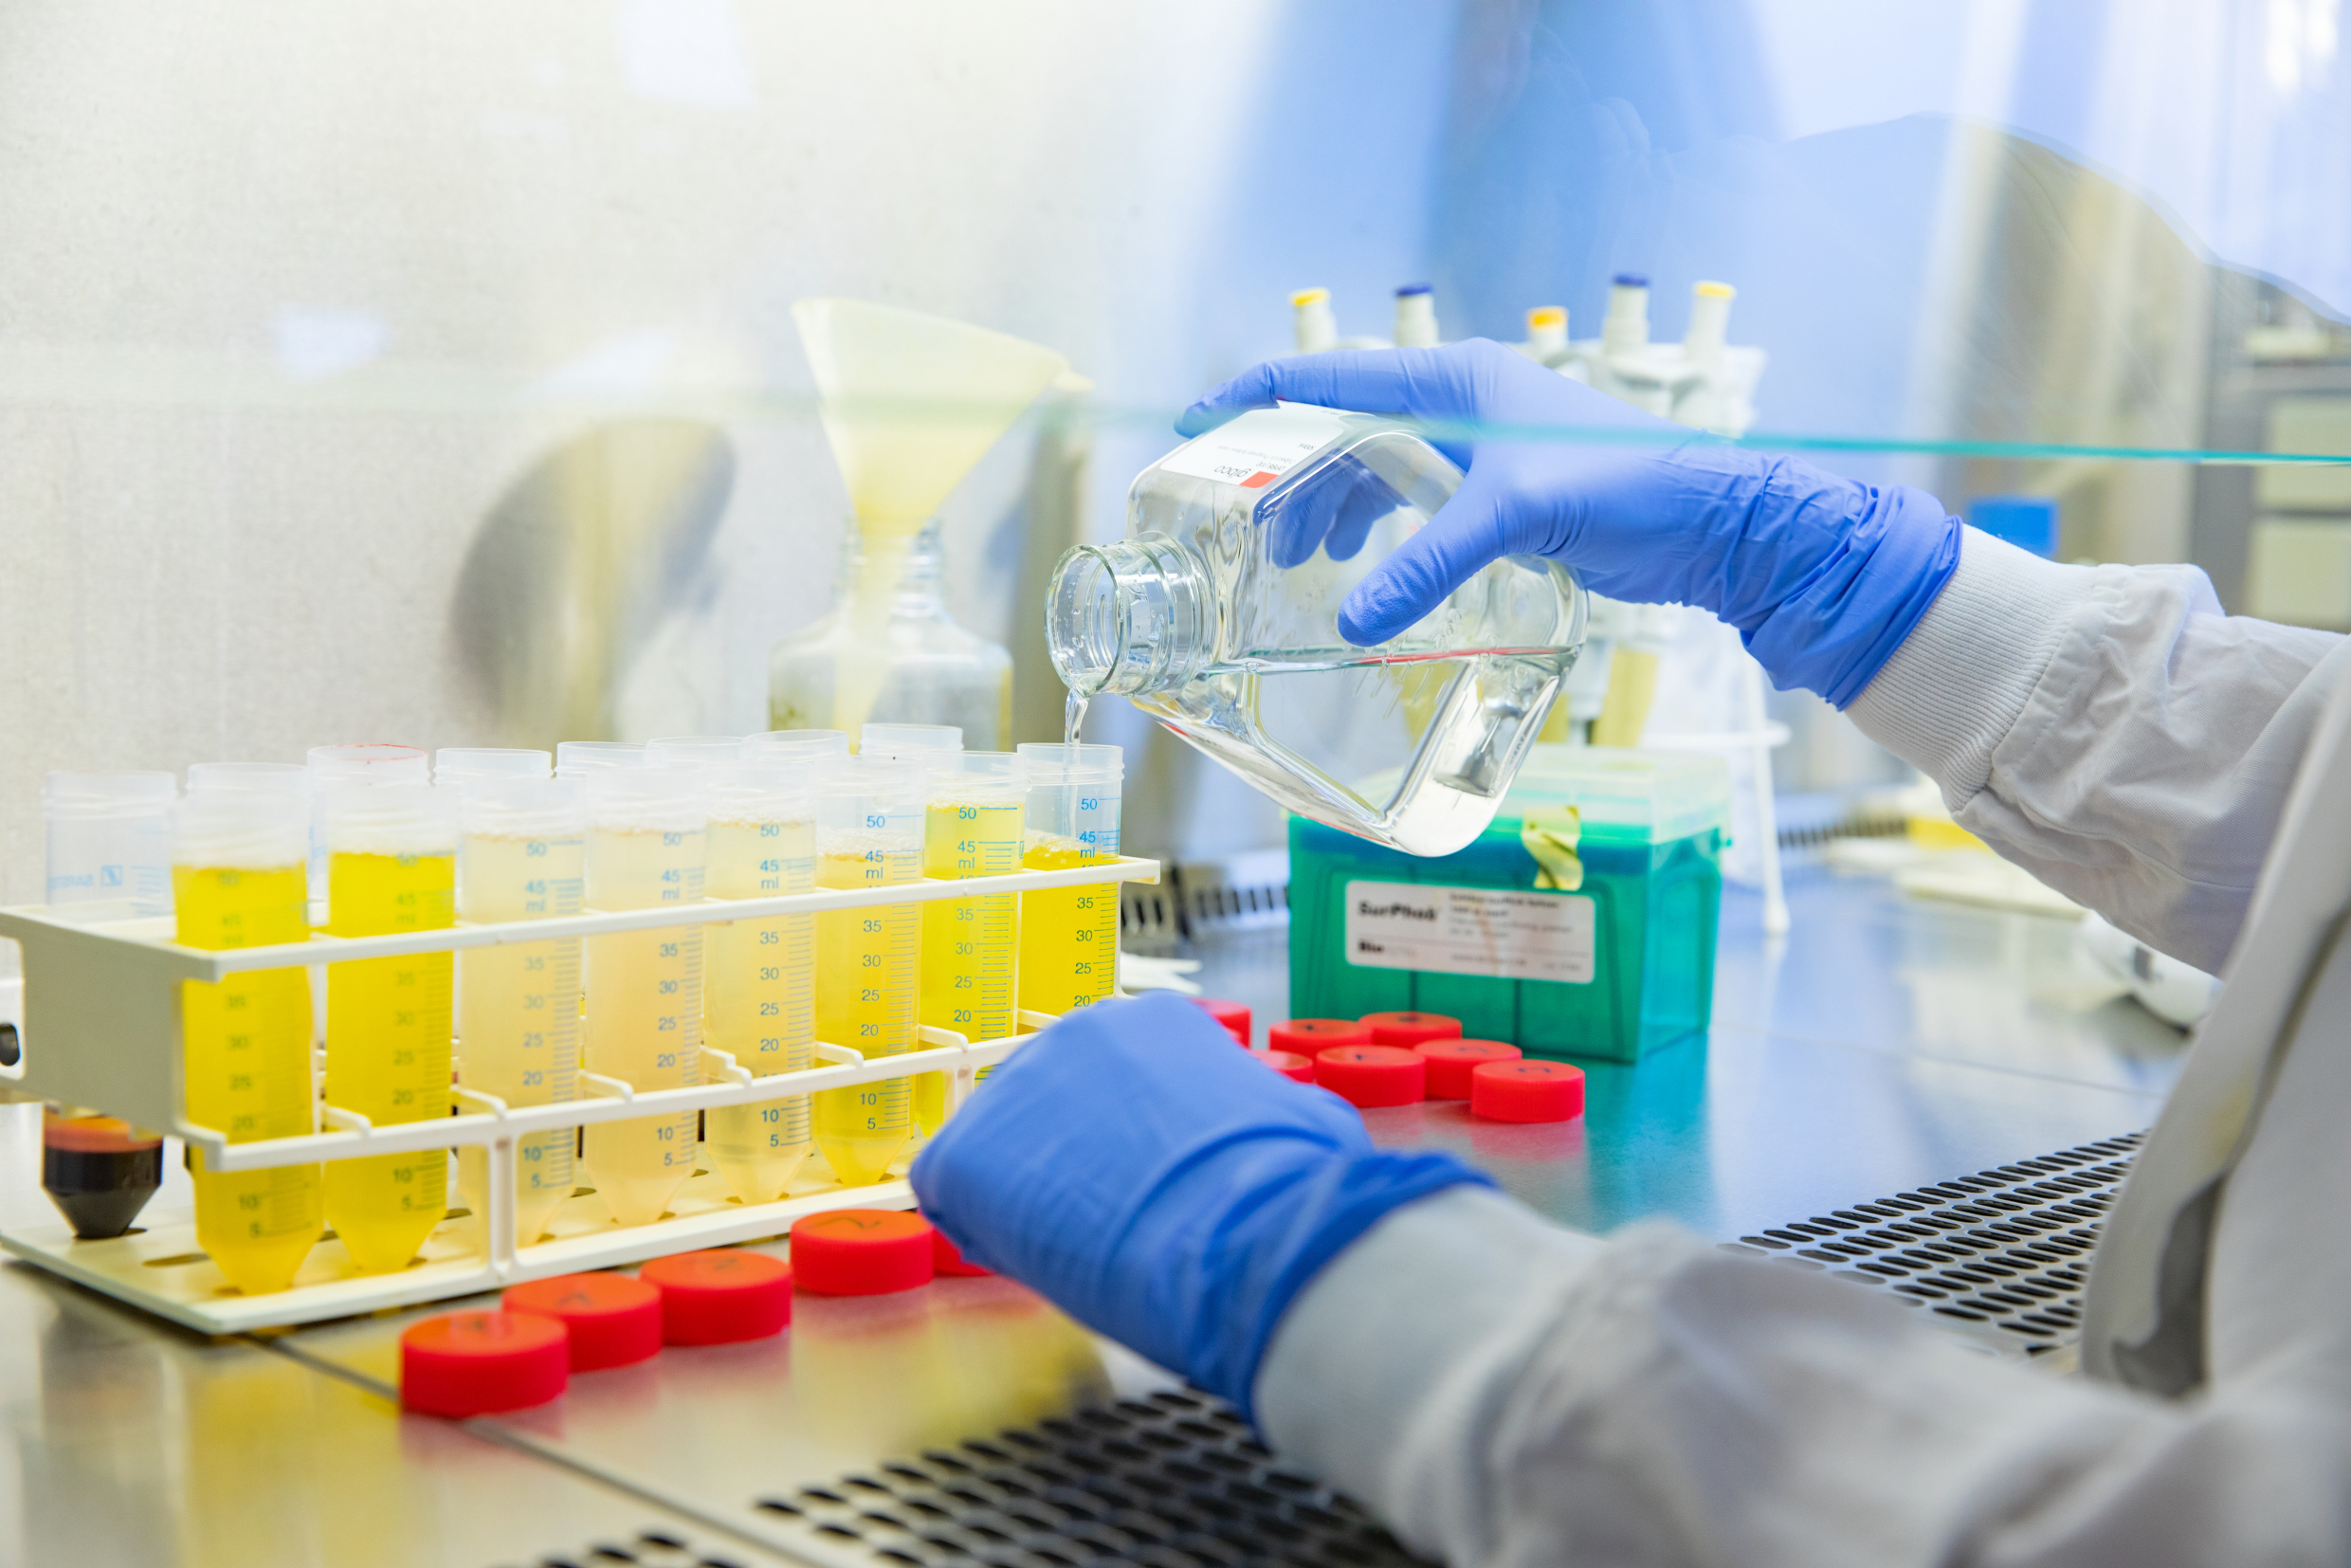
(173, 790), (320, 1295)
(811, 757), (922, 1186)
(455, 776), (585, 1247)
(914, 753), (1026, 1135)
(554, 740), (648, 779)
(582, 765), (706, 1226)
(859, 723), (962, 759)
(321, 782), (457, 1273)
(745, 730), (850, 766)
(1015, 744), (1123, 1019)
(306, 743), (428, 925)
(646, 736), (751, 770)
(432, 748), (552, 800)
(42, 771), (175, 919)
(701, 760), (818, 1203)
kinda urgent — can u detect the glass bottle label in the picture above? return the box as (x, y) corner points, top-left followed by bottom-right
(1155, 405), (1344, 489)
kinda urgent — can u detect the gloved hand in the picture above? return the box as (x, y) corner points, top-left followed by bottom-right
(1176, 340), (1962, 708)
(910, 992), (1489, 1415)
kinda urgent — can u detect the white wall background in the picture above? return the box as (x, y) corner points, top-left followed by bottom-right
(0, 0), (1461, 899)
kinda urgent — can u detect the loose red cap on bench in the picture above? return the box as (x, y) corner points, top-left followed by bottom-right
(1416, 1039), (1522, 1099)
(1469, 1059), (1585, 1123)
(1313, 1045), (1428, 1107)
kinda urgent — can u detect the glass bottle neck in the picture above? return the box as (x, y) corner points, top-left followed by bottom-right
(841, 520), (946, 612)
(1046, 534), (1212, 698)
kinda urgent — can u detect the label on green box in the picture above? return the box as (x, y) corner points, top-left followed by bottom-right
(1343, 880), (1595, 984)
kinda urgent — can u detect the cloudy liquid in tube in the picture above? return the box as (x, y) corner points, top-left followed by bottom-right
(703, 813), (816, 1203)
(914, 788), (1021, 1134)
(583, 821), (704, 1227)
(812, 836), (918, 1185)
(456, 818), (583, 1247)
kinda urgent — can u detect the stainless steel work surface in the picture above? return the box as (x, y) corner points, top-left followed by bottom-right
(265, 1250), (1191, 1567)
(1192, 868), (2183, 1238)
(0, 867), (2190, 1563)
(0, 1259), (793, 1568)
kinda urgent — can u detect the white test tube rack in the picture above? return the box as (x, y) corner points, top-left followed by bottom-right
(0, 854), (1159, 1333)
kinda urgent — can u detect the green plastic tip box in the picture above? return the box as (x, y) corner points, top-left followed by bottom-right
(1289, 747), (1731, 1065)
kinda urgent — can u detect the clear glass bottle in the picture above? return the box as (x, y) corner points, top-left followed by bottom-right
(769, 520), (1013, 750)
(1047, 406), (1585, 858)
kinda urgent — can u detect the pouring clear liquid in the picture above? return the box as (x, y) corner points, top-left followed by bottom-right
(1048, 408), (1582, 858)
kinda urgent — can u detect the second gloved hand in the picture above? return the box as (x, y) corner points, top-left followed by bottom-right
(1177, 341), (1961, 709)
(911, 993), (1488, 1415)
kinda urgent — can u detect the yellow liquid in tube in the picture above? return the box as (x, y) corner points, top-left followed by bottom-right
(813, 841), (917, 1185)
(323, 850), (455, 1273)
(175, 864), (319, 1295)
(703, 816), (816, 1203)
(1016, 836), (1118, 1018)
(584, 827), (704, 1227)
(456, 830), (582, 1246)
(914, 799), (1020, 1134)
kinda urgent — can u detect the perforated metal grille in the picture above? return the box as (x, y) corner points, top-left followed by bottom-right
(754, 1387), (1426, 1568)
(1719, 1131), (2143, 1353)
(1121, 856), (1290, 957)
(495, 1523), (751, 1568)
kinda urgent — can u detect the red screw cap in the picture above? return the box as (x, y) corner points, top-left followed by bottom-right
(639, 1249), (793, 1343)
(1191, 996), (1251, 1046)
(791, 1210), (937, 1296)
(1416, 1039), (1522, 1100)
(502, 1272), (664, 1371)
(1251, 1049), (1315, 1084)
(1360, 1011), (1462, 1049)
(1313, 1045), (1428, 1108)
(1268, 1018), (1372, 1054)
(930, 1223), (993, 1278)
(1470, 1059), (1586, 1123)
(400, 1309), (570, 1416)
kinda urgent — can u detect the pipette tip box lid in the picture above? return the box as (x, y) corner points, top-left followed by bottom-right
(1289, 745), (1729, 1065)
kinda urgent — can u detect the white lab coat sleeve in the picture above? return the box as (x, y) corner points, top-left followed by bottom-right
(1846, 527), (2346, 973)
(1254, 1186), (2351, 1567)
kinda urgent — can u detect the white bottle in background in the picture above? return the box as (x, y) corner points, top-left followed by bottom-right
(1520, 305), (1571, 366)
(1393, 283), (1440, 348)
(1682, 281), (1734, 369)
(1291, 287), (1338, 354)
(1600, 273), (1650, 357)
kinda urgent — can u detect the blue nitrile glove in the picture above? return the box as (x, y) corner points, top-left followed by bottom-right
(1176, 340), (1962, 709)
(910, 992), (1490, 1416)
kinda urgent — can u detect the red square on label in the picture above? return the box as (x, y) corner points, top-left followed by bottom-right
(1239, 470), (1278, 489)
